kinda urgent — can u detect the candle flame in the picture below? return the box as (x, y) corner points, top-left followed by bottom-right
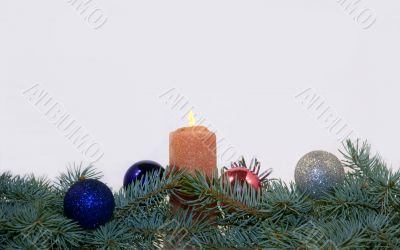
(188, 111), (196, 127)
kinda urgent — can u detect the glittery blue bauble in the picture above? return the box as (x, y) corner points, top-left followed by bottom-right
(64, 179), (115, 229)
(123, 160), (164, 188)
(295, 151), (344, 199)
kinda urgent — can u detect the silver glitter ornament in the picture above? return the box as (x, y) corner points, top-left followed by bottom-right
(295, 150), (344, 199)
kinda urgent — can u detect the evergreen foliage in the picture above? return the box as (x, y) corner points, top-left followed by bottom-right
(1, 140), (400, 249)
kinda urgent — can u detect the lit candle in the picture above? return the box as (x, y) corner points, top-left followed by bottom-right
(169, 111), (217, 177)
(169, 112), (218, 226)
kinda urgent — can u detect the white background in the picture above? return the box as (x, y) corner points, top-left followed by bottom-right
(1, 0), (399, 190)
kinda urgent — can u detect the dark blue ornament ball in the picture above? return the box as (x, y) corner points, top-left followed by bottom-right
(64, 179), (115, 229)
(123, 160), (164, 188)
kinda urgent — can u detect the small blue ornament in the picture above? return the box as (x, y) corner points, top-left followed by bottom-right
(64, 179), (115, 229)
(123, 160), (164, 188)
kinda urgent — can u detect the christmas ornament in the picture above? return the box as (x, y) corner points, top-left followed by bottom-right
(64, 179), (115, 229)
(222, 158), (272, 191)
(123, 160), (164, 188)
(295, 150), (344, 199)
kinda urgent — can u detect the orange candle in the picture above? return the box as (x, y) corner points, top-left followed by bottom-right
(169, 112), (217, 176)
(169, 112), (217, 218)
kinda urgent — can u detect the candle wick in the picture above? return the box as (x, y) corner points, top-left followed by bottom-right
(188, 111), (196, 127)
